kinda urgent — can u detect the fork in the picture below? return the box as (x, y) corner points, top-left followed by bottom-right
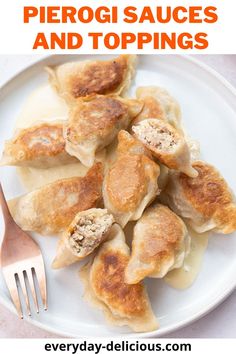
(0, 182), (47, 318)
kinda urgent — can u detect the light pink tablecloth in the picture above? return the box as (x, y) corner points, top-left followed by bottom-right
(0, 55), (235, 338)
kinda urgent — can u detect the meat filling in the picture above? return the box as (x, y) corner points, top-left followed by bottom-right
(68, 211), (114, 257)
(132, 119), (179, 153)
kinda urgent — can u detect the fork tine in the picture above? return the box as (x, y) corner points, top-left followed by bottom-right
(32, 267), (47, 310)
(3, 272), (23, 318)
(17, 272), (31, 316)
(0, 183), (48, 317)
(26, 270), (39, 313)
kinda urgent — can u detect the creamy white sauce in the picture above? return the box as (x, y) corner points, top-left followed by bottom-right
(16, 164), (87, 191)
(164, 228), (209, 289)
(15, 84), (106, 191)
(15, 84), (68, 129)
(16, 151), (106, 191)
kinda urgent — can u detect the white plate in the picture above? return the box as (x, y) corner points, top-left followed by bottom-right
(0, 55), (236, 338)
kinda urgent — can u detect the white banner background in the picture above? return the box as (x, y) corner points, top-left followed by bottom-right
(0, 339), (236, 354)
(0, 0), (235, 54)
